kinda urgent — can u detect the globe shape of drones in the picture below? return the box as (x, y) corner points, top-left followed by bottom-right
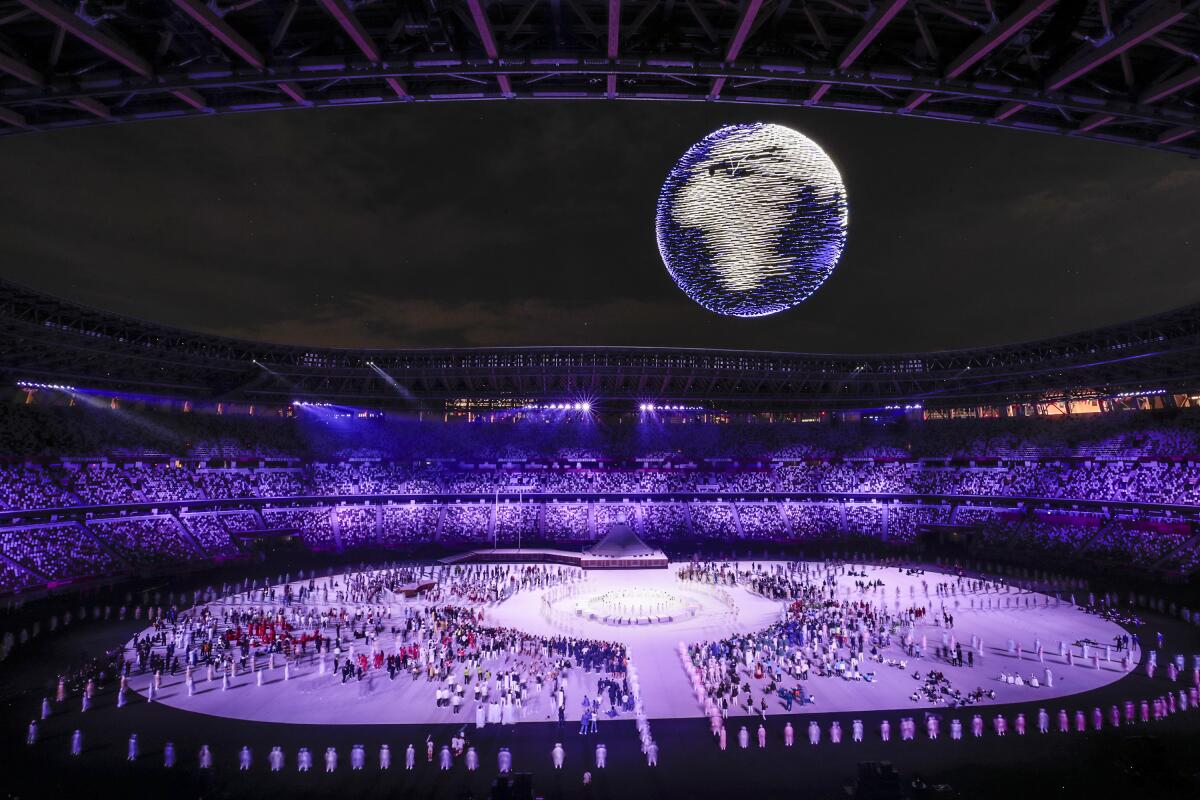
(655, 123), (848, 317)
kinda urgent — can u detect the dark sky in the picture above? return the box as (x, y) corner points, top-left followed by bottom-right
(1, 101), (1197, 354)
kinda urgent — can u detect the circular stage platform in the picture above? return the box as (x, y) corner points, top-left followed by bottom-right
(122, 561), (1138, 727)
(572, 586), (703, 625)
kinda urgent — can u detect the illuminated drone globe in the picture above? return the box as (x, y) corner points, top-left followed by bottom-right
(655, 123), (848, 317)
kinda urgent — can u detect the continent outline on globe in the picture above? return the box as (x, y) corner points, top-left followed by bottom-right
(656, 122), (849, 317)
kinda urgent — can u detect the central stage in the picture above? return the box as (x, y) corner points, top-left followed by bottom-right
(441, 524), (668, 570)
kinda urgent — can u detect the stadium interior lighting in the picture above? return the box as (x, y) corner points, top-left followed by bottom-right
(17, 380), (77, 391)
(639, 402), (703, 412)
(521, 401), (594, 415)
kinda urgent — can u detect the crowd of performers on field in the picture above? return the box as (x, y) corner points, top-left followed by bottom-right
(678, 559), (1197, 752)
(703, 684), (1200, 754)
(18, 557), (1200, 777)
(110, 564), (622, 711)
(26, 561), (669, 771)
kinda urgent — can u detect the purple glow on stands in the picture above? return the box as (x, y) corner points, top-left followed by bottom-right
(4, 401), (1200, 595)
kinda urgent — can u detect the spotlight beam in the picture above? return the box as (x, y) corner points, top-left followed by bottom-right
(368, 362), (415, 402)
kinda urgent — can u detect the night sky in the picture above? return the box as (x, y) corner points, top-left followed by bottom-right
(1, 101), (1197, 354)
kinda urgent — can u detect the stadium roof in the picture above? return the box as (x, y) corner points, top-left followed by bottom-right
(4, 278), (1200, 410)
(0, 0), (1198, 154)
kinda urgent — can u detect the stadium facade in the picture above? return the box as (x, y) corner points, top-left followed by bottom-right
(4, 278), (1200, 415)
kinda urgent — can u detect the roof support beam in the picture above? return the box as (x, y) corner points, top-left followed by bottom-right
(503, 0), (541, 42)
(725, 0), (766, 64)
(17, 0), (152, 76)
(1151, 35), (1198, 59)
(465, 0), (513, 96)
(0, 51), (43, 86)
(709, 0), (765, 99)
(0, 105), (29, 128)
(175, 0), (314, 105)
(1140, 63), (1200, 104)
(923, 1), (985, 30)
(1048, 0), (1188, 91)
(945, 0), (1058, 80)
(1097, 0), (1135, 88)
(1077, 112), (1116, 132)
(69, 96), (111, 118)
(993, 100), (1026, 120)
(1157, 125), (1195, 144)
(838, 0), (908, 71)
(901, 90), (932, 111)
(49, 25), (65, 66)
(0, 9), (33, 25)
(607, 0), (621, 59)
(19, 0), (201, 114)
(171, 0), (265, 69)
(912, 6), (939, 62)
(277, 81), (308, 105)
(803, 5), (831, 51)
(606, 0), (620, 99)
(316, 0), (409, 99)
(810, 0), (907, 105)
(171, 88), (208, 110)
(626, 0), (659, 39)
(685, 0), (719, 43)
(564, 0), (600, 37)
(317, 0), (380, 61)
(271, 0), (299, 50)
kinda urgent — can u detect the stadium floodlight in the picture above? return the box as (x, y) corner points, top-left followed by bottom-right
(17, 380), (77, 391)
